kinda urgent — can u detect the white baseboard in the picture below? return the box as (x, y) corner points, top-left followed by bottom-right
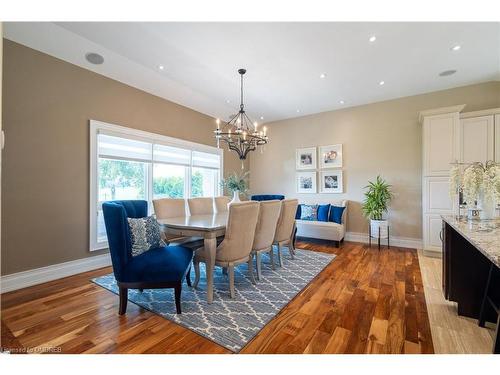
(0, 254), (112, 293)
(344, 231), (423, 250)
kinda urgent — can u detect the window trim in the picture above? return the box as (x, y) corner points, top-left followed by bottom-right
(89, 119), (223, 252)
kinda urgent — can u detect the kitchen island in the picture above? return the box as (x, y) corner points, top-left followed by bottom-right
(441, 215), (499, 354)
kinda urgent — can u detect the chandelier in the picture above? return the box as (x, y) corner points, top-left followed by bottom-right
(215, 68), (268, 160)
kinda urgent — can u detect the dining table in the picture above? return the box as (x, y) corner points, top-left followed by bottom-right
(157, 212), (228, 304)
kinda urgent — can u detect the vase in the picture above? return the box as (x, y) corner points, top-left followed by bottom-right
(228, 190), (241, 207)
(370, 219), (389, 239)
(477, 191), (496, 220)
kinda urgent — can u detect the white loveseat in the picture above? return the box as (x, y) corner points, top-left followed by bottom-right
(295, 200), (348, 246)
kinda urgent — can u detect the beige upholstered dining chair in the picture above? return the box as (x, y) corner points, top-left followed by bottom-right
(273, 199), (299, 267)
(153, 198), (202, 247)
(214, 196), (231, 213)
(251, 200), (282, 280)
(188, 197), (214, 215)
(193, 201), (260, 298)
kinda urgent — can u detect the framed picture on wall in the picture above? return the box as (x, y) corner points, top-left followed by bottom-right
(319, 144), (342, 168)
(296, 147), (317, 170)
(296, 172), (317, 193)
(320, 170), (343, 193)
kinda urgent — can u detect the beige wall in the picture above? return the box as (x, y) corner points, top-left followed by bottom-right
(250, 81), (500, 240)
(1, 40), (247, 275)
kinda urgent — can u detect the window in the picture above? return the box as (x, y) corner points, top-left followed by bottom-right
(90, 120), (223, 251)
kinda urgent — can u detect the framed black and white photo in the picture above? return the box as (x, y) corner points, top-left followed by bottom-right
(296, 147), (317, 170)
(296, 172), (317, 193)
(320, 170), (343, 193)
(319, 144), (342, 168)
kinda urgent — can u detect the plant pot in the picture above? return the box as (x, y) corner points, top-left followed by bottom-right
(370, 219), (389, 239)
(228, 190), (241, 207)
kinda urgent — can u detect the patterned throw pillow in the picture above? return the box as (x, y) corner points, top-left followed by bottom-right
(127, 216), (166, 257)
(300, 204), (318, 221)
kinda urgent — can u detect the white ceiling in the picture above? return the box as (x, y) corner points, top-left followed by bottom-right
(4, 22), (500, 123)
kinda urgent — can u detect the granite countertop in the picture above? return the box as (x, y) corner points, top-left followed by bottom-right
(442, 215), (500, 268)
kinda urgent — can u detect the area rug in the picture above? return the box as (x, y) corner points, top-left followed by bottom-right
(92, 248), (335, 352)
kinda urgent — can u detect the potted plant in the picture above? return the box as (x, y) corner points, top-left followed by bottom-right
(362, 175), (394, 238)
(220, 171), (250, 205)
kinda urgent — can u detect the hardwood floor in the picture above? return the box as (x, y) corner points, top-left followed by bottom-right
(1, 241), (434, 354)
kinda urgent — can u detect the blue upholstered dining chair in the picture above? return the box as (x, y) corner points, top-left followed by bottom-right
(250, 194), (285, 201)
(102, 200), (193, 315)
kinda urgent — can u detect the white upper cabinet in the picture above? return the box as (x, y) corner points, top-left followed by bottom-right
(422, 112), (460, 176)
(459, 115), (494, 164)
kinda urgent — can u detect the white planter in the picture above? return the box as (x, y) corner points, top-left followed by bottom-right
(370, 219), (389, 239)
(228, 190), (241, 207)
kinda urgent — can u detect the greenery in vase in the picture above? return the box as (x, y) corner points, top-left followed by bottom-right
(220, 171), (250, 195)
(362, 175), (394, 221)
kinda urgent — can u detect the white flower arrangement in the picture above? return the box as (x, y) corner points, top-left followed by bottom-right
(455, 161), (500, 207)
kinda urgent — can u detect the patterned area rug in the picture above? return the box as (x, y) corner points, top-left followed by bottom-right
(92, 248), (335, 352)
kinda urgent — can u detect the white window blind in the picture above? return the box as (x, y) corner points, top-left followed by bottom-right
(98, 134), (152, 162)
(192, 150), (221, 169)
(153, 144), (191, 166)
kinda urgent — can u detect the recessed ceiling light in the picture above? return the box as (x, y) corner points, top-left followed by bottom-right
(260, 116), (264, 120)
(439, 69), (457, 77)
(225, 99), (231, 104)
(379, 80), (385, 86)
(296, 109), (301, 113)
(369, 36), (377, 42)
(320, 73), (326, 79)
(158, 65), (165, 70)
(451, 45), (461, 51)
(85, 52), (104, 65)
(339, 100), (345, 105)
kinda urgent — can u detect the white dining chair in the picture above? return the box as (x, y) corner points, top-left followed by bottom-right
(193, 201), (260, 298)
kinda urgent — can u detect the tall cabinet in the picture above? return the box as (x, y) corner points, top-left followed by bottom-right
(420, 105), (500, 254)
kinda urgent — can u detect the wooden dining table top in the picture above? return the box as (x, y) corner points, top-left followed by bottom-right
(157, 212), (229, 232)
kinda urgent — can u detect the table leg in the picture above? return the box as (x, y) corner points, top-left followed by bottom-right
(204, 236), (217, 304)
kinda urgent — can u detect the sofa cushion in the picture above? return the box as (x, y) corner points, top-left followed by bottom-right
(317, 204), (331, 222)
(329, 206), (346, 224)
(300, 204), (318, 221)
(127, 216), (166, 257)
(295, 204), (302, 219)
(121, 245), (193, 283)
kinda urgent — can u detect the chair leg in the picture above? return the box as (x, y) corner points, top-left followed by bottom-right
(174, 282), (182, 314)
(288, 240), (295, 260)
(193, 260), (201, 288)
(119, 287), (128, 315)
(248, 257), (256, 285)
(222, 267), (228, 276)
(228, 265), (235, 298)
(256, 252), (262, 280)
(277, 243), (284, 267)
(186, 266), (192, 287)
(270, 246), (276, 270)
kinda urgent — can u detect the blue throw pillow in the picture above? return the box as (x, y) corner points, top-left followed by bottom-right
(300, 204), (318, 221)
(295, 204), (302, 219)
(329, 206), (345, 224)
(317, 204), (331, 222)
(127, 216), (166, 257)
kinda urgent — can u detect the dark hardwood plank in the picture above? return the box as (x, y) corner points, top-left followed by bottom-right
(1, 240), (434, 354)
